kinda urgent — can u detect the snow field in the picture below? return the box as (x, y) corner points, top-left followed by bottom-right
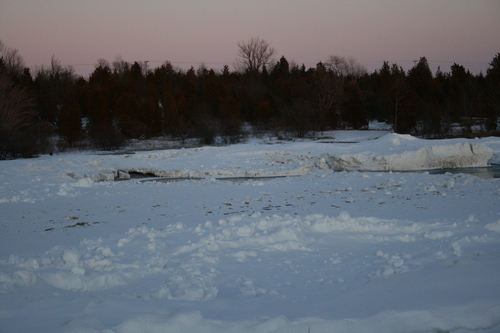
(1, 131), (500, 332)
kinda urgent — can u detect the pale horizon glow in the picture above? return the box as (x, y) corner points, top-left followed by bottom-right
(1, 0), (499, 77)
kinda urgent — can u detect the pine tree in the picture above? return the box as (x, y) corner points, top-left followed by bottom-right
(58, 88), (82, 147)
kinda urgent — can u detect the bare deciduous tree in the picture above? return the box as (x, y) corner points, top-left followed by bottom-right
(326, 55), (367, 78)
(312, 62), (344, 130)
(236, 37), (276, 73)
(0, 73), (38, 158)
(0, 40), (25, 77)
(0, 74), (36, 132)
(96, 58), (111, 70)
(112, 56), (130, 77)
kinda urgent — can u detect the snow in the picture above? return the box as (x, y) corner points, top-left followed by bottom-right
(1, 129), (500, 332)
(317, 133), (494, 171)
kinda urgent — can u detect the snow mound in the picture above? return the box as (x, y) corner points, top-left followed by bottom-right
(485, 220), (500, 232)
(109, 302), (500, 333)
(317, 133), (493, 171)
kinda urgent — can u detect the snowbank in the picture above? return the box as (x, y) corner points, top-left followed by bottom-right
(111, 303), (500, 333)
(78, 133), (495, 183)
(317, 133), (494, 171)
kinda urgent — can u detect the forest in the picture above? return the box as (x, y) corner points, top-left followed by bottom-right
(1, 38), (499, 159)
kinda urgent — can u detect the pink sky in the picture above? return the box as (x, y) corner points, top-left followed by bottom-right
(1, 0), (499, 77)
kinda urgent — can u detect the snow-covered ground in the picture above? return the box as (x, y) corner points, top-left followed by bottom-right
(1, 129), (500, 333)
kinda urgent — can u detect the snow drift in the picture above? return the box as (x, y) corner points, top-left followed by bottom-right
(316, 133), (494, 171)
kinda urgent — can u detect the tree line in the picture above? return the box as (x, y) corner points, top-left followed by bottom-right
(1, 38), (499, 159)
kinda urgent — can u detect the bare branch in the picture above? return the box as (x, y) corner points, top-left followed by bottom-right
(0, 40), (26, 76)
(236, 37), (276, 73)
(326, 55), (367, 78)
(0, 74), (37, 132)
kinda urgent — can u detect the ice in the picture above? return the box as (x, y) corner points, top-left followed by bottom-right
(318, 133), (494, 171)
(1, 129), (500, 332)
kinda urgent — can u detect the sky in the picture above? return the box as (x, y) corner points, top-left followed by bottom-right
(1, 0), (499, 77)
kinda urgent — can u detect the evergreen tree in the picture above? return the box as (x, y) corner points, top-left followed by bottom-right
(341, 83), (367, 129)
(486, 53), (500, 127)
(408, 57), (441, 136)
(58, 87), (82, 147)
